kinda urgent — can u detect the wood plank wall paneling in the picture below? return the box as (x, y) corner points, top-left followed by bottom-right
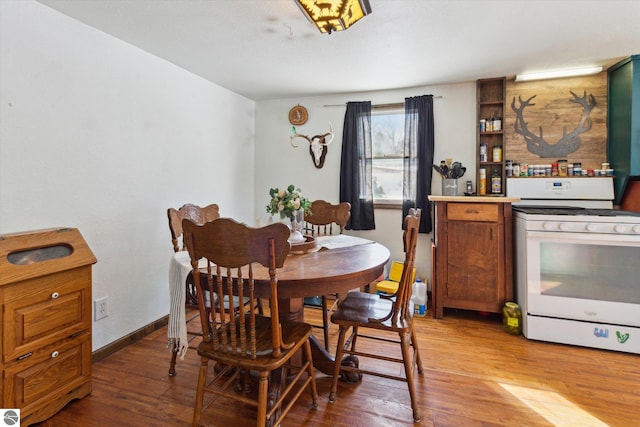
(505, 74), (608, 171)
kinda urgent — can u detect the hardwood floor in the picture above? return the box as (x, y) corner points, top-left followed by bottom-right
(35, 306), (639, 426)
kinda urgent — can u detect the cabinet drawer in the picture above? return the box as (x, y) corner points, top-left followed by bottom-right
(3, 334), (91, 414)
(447, 203), (498, 222)
(3, 267), (91, 361)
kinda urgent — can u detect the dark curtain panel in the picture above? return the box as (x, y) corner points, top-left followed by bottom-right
(340, 101), (375, 230)
(402, 95), (434, 233)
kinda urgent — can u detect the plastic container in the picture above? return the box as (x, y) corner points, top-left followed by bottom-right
(502, 302), (522, 335)
(411, 278), (427, 317)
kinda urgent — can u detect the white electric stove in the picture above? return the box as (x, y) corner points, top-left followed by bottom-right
(507, 177), (640, 354)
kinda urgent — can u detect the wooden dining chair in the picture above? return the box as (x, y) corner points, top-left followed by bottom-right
(167, 203), (220, 376)
(182, 218), (318, 427)
(328, 208), (424, 423)
(303, 200), (351, 351)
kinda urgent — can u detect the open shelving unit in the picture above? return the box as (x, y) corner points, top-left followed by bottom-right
(476, 77), (506, 195)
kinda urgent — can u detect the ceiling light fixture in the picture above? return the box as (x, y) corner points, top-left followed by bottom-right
(515, 66), (603, 82)
(295, 0), (372, 34)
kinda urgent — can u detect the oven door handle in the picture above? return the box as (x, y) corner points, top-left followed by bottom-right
(526, 230), (640, 244)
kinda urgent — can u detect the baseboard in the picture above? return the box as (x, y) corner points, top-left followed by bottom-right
(92, 315), (169, 363)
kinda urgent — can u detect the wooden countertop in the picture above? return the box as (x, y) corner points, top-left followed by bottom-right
(428, 195), (520, 203)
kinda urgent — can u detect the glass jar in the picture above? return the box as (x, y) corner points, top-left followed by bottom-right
(573, 162), (582, 176)
(492, 117), (502, 132)
(502, 302), (522, 335)
(492, 145), (503, 162)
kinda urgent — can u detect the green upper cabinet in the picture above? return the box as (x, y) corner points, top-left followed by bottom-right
(607, 55), (640, 205)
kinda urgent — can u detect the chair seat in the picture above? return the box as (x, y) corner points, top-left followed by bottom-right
(331, 292), (411, 329)
(375, 279), (399, 295)
(198, 315), (313, 368)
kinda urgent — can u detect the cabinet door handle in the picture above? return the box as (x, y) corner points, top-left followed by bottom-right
(51, 292), (60, 299)
(51, 350), (60, 358)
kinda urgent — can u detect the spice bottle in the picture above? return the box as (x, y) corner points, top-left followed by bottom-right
(503, 302), (522, 335)
(480, 143), (488, 162)
(505, 160), (513, 177)
(493, 116), (502, 132)
(558, 159), (568, 176)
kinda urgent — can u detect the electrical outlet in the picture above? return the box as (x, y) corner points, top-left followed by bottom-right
(94, 296), (109, 321)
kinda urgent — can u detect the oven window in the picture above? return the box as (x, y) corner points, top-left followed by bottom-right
(539, 242), (640, 304)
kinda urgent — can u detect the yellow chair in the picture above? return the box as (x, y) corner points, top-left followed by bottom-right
(376, 260), (416, 296)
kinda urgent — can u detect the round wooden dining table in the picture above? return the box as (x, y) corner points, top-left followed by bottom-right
(250, 234), (390, 375)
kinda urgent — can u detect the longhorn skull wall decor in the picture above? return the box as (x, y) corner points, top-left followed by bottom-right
(290, 123), (334, 169)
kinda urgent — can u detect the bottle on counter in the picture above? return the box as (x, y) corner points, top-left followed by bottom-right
(491, 168), (502, 194)
(479, 168), (487, 195)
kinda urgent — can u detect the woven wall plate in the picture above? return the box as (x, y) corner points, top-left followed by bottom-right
(289, 105), (308, 125)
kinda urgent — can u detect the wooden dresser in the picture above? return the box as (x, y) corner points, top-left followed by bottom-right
(0, 228), (96, 426)
(429, 196), (518, 318)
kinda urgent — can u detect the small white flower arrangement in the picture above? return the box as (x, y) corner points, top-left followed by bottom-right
(266, 185), (312, 220)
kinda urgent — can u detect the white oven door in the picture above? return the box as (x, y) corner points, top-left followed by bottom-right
(525, 230), (640, 327)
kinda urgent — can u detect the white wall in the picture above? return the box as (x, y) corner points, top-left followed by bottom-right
(0, 1), (255, 350)
(254, 84), (476, 285)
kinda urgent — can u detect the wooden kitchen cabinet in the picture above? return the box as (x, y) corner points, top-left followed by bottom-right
(608, 55), (640, 206)
(0, 228), (96, 426)
(429, 197), (516, 318)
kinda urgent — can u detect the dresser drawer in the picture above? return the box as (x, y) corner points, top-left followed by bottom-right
(447, 203), (498, 222)
(3, 267), (91, 361)
(3, 334), (91, 416)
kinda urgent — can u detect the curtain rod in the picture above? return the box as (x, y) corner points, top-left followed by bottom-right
(323, 96), (443, 108)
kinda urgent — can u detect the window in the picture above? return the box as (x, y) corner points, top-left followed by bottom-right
(371, 109), (404, 204)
